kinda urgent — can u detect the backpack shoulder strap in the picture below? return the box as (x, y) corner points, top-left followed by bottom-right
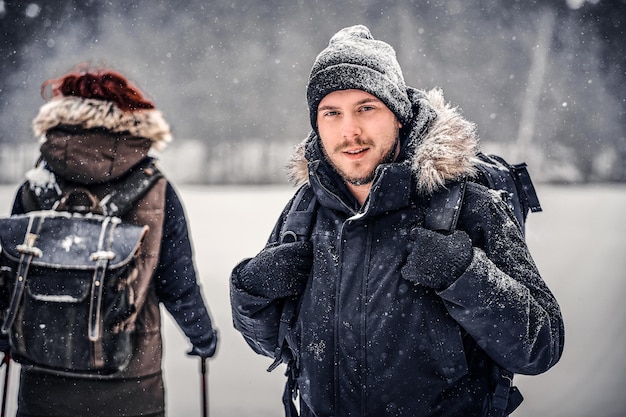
(268, 184), (318, 417)
(279, 184), (318, 244)
(268, 184), (318, 373)
(97, 157), (164, 217)
(424, 170), (526, 417)
(488, 368), (524, 417)
(22, 157), (163, 217)
(423, 179), (467, 234)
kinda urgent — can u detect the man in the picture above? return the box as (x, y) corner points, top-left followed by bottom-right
(230, 25), (564, 417)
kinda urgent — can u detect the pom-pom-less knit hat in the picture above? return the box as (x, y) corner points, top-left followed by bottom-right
(306, 25), (413, 131)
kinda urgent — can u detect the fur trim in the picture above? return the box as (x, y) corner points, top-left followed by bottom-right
(287, 88), (480, 195)
(412, 88), (480, 194)
(32, 96), (172, 151)
(286, 132), (312, 187)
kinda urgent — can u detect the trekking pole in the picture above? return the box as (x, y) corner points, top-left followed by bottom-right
(1, 352), (10, 417)
(200, 358), (208, 417)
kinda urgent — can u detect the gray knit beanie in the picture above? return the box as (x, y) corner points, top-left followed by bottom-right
(307, 25), (413, 131)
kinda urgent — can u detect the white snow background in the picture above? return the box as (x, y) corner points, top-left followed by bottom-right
(0, 184), (624, 417)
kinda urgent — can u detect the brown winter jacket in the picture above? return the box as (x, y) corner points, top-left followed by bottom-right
(9, 96), (213, 417)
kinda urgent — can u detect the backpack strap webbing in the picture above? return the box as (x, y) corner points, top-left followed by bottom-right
(267, 184), (318, 417)
(510, 161), (542, 214)
(87, 217), (117, 341)
(423, 180), (467, 234)
(279, 184), (318, 244)
(425, 177), (525, 417)
(488, 368), (524, 417)
(1, 215), (45, 334)
(97, 157), (163, 217)
(21, 157), (163, 217)
(268, 184), (318, 375)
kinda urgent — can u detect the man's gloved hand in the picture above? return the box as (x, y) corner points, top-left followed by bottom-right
(188, 329), (218, 359)
(401, 227), (473, 291)
(236, 241), (313, 299)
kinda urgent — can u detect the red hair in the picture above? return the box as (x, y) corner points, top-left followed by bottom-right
(41, 66), (155, 112)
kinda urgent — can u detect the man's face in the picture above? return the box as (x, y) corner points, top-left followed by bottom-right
(317, 89), (402, 186)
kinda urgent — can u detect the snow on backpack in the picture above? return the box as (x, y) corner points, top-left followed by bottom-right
(272, 152), (541, 417)
(0, 158), (161, 376)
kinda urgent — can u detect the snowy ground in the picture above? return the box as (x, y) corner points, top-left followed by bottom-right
(0, 184), (624, 417)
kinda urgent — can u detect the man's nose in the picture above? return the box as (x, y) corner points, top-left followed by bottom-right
(341, 114), (361, 140)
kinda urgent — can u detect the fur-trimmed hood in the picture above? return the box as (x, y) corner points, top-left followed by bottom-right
(32, 95), (172, 151)
(288, 87), (481, 196)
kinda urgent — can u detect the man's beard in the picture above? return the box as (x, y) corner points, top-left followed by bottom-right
(326, 136), (400, 186)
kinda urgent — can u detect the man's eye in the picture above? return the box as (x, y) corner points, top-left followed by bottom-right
(324, 111), (338, 117)
(359, 106), (375, 112)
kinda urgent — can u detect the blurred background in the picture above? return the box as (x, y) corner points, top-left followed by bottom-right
(1, 2), (626, 416)
(1, 0), (625, 185)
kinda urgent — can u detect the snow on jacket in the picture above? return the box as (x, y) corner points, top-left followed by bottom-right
(230, 88), (564, 417)
(8, 96), (214, 417)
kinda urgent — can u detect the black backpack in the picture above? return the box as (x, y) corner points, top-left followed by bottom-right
(424, 153), (542, 235)
(0, 158), (162, 376)
(271, 152), (541, 417)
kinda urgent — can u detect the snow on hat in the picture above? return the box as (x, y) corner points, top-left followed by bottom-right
(306, 25), (413, 131)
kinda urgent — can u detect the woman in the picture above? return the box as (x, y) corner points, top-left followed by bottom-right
(4, 67), (218, 417)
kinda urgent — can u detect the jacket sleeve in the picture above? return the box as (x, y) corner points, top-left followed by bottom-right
(10, 183), (27, 215)
(154, 183), (217, 349)
(438, 183), (564, 375)
(229, 197), (295, 359)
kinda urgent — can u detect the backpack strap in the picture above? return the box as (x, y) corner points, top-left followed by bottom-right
(98, 157), (163, 217)
(22, 157), (163, 217)
(279, 184), (318, 244)
(509, 161), (542, 214)
(267, 184), (318, 417)
(425, 174), (525, 417)
(487, 368), (524, 417)
(268, 184), (318, 374)
(1, 215), (45, 334)
(87, 216), (120, 368)
(423, 180), (467, 234)
(87, 217), (117, 342)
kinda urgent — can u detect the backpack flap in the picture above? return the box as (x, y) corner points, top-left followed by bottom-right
(0, 212), (147, 270)
(0, 212), (148, 374)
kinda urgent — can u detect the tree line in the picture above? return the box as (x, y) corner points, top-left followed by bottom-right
(1, 0), (624, 183)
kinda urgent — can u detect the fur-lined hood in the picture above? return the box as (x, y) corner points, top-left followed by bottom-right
(288, 87), (481, 196)
(32, 95), (172, 151)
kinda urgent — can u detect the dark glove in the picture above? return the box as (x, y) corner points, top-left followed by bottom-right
(188, 329), (218, 359)
(235, 241), (313, 299)
(401, 227), (473, 290)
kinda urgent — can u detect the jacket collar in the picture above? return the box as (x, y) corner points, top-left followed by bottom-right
(308, 160), (413, 216)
